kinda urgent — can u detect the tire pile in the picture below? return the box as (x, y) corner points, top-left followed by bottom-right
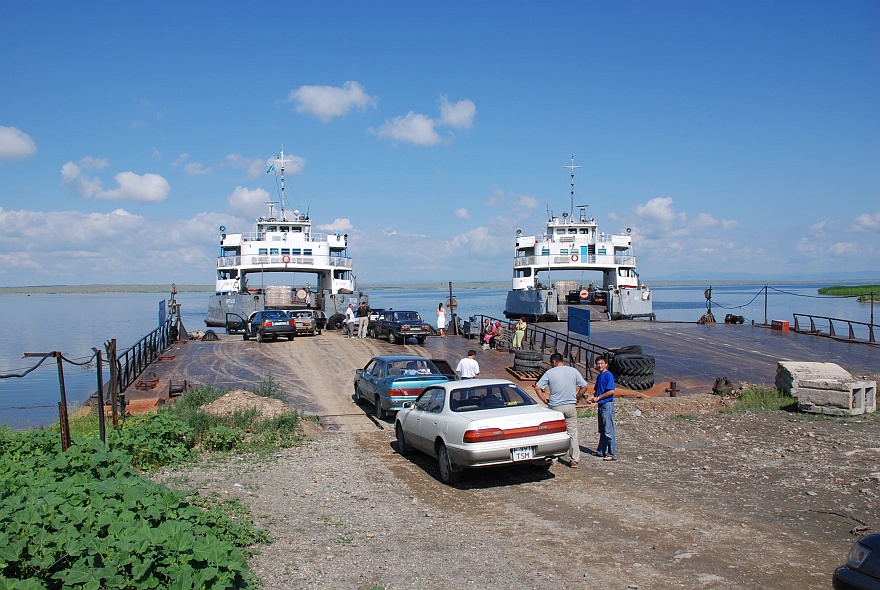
(607, 345), (655, 391)
(512, 349), (544, 373)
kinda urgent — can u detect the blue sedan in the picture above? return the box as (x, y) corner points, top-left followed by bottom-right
(354, 355), (450, 420)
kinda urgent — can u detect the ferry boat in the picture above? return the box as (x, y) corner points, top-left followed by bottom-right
(504, 157), (654, 322)
(204, 148), (366, 328)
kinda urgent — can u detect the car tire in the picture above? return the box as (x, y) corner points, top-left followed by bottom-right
(437, 442), (462, 485)
(416, 336), (426, 345)
(353, 386), (362, 404)
(514, 350), (543, 362)
(368, 327), (377, 338)
(513, 358), (542, 369)
(243, 332), (250, 341)
(387, 331), (398, 345)
(256, 331), (264, 343)
(374, 397), (386, 420)
(287, 335), (295, 340)
(395, 423), (411, 455)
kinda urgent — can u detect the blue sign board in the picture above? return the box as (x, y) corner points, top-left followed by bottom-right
(568, 307), (590, 339)
(158, 300), (166, 327)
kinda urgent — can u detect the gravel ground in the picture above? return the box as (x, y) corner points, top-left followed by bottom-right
(154, 394), (880, 590)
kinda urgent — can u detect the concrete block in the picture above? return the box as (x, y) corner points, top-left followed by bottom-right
(776, 361), (853, 397)
(797, 379), (877, 416)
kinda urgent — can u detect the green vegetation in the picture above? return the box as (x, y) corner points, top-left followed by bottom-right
(0, 378), (302, 589)
(818, 285), (880, 302)
(734, 386), (797, 412)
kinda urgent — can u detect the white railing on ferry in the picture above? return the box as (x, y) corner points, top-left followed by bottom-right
(218, 255), (352, 268)
(240, 231), (347, 244)
(514, 255), (635, 267)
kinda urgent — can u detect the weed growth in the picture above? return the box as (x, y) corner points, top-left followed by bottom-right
(735, 386), (797, 412)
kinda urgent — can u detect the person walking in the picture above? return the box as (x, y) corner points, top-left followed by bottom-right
(356, 301), (371, 339)
(534, 352), (589, 468)
(587, 356), (616, 460)
(455, 350), (480, 379)
(513, 317), (527, 350)
(343, 303), (356, 338)
(436, 303), (447, 338)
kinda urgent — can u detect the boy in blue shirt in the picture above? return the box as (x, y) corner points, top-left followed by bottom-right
(588, 356), (616, 460)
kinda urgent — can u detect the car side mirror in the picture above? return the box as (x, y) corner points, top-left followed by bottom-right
(401, 401), (414, 409)
(355, 369), (364, 376)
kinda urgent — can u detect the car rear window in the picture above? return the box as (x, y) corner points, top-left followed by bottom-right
(387, 359), (440, 376)
(450, 384), (536, 412)
(262, 311), (287, 319)
(396, 312), (420, 321)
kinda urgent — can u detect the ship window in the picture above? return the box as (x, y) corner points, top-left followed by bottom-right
(556, 228), (565, 234)
(291, 249), (301, 255)
(303, 249), (313, 256)
(266, 226), (277, 232)
(569, 229), (577, 234)
(598, 248), (607, 255)
(281, 249), (290, 255)
(258, 248), (268, 255)
(580, 228), (590, 234)
(270, 248), (279, 255)
(560, 249), (568, 255)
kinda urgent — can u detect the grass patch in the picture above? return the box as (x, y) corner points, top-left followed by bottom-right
(735, 386), (797, 412)
(817, 285), (880, 302)
(577, 408), (597, 418)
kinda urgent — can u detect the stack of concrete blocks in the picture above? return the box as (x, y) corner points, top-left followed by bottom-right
(776, 361), (877, 416)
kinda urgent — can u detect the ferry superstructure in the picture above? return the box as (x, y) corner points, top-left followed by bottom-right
(204, 148), (365, 328)
(504, 156), (653, 321)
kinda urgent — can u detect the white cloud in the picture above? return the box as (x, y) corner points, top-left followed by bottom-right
(287, 81), (378, 123)
(0, 126), (37, 161)
(634, 197), (685, 225)
(172, 153), (191, 167)
(317, 218), (354, 232)
(61, 162), (170, 202)
(375, 112), (442, 146)
(227, 186), (270, 219)
(184, 161), (211, 176)
(853, 212), (880, 232)
(439, 95), (476, 129)
(78, 156), (110, 171)
(454, 208), (470, 220)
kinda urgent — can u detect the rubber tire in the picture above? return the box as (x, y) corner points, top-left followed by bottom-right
(618, 374), (655, 391)
(353, 386), (362, 404)
(243, 332), (250, 341)
(513, 358), (542, 369)
(437, 442), (462, 485)
(369, 327), (378, 339)
(374, 396), (386, 420)
(613, 345), (643, 356)
(514, 350), (543, 362)
(328, 313), (344, 330)
(388, 331), (398, 345)
(257, 331), (264, 343)
(287, 335), (295, 340)
(416, 336), (426, 345)
(396, 423), (411, 455)
(610, 354), (655, 377)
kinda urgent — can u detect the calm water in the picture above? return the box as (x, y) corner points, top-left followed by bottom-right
(1, 284), (875, 429)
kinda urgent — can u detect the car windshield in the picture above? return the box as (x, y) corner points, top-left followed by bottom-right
(395, 312), (421, 321)
(387, 359), (440, 377)
(450, 383), (536, 412)
(292, 311), (311, 318)
(261, 311), (288, 319)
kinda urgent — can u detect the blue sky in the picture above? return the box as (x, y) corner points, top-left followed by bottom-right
(1, 1), (878, 287)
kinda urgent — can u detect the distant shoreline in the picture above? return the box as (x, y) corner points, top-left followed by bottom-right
(1, 278), (878, 295)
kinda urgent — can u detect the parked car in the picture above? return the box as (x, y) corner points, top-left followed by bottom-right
(833, 533), (880, 590)
(287, 309), (324, 336)
(369, 310), (433, 344)
(591, 290), (607, 305)
(228, 310), (296, 342)
(354, 355), (450, 420)
(394, 379), (571, 484)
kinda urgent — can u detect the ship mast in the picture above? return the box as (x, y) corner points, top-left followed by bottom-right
(274, 147), (296, 221)
(563, 155), (582, 219)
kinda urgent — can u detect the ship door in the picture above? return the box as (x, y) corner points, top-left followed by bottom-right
(580, 246), (588, 257)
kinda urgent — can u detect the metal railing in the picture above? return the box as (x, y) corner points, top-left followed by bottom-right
(792, 314), (877, 344)
(113, 317), (174, 393)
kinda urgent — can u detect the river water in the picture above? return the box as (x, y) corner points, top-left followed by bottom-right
(1, 283), (875, 429)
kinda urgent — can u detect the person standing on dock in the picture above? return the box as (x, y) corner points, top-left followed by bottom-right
(534, 353), (589, 468)
(343, 303), (356, 338)
(513, 317), (527, 350)
(436, 303), (447, 338)
(587, 356), (616, 461)
(356, 301), (371, 339)
(455, 350), (480, 379)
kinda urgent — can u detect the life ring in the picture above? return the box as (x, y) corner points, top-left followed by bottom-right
(295, 288), (307, 301)
(571, 254), (579, 262)
(282, 255), (291, 263)
(579, 289), (589, 299)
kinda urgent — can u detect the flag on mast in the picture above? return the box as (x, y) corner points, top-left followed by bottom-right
(266, 164), (275, 173)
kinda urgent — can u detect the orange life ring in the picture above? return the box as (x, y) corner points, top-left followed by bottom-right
(571, 254), (579, 262)
(579, 289), (589, 299)
(282, 255), (291, 263)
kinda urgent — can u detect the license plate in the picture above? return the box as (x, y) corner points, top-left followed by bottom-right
(511, 446), (535, 461)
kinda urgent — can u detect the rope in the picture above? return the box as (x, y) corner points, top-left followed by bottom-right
(0, 350), (99, 379)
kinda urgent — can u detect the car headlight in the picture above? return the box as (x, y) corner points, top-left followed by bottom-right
(847, 541), (871, 569)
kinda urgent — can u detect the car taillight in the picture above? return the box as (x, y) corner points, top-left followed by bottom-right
(262, 321), (273, 327)
(463, 428), (504, 443)
(401, 326), (410, 331)
(536, 419), (567, 434)
(388, 389), (419, 397)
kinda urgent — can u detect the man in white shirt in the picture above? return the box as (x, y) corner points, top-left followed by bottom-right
(455, 350), (480, 379)
(343, 303), (356, 338)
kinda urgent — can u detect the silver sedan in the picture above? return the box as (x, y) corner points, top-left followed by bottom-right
(394, 379), (571, 484)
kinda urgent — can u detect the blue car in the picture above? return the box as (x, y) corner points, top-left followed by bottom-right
(354, 355), (451, 420)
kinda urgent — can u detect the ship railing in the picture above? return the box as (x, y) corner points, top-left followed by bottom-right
(472, 315), (613, 381)
(792, 313), (877, 344)
(218, 255), (353, 269)
(239, 230), (344, 243)
(513, 254), (634, 267)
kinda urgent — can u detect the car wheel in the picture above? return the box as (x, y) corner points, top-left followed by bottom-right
(287, 335), (295, 340)
(256, 330), (264, 343)
(353, 386), (362, 404)
(395, 423), (411, 455)
(417, 336), (426, 345)
(437, 442), (462, 485)
(243, 332), (250, 341)
(374, 397), (386, 420)
(368, 327), (377, 339)
(387, 331), (397, 344)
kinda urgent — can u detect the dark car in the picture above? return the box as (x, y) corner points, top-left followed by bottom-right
(240, 310), (296, 342)
(287, 309), (325, 336)
(369, 310), (433, 344)
(591, 290), (607, 305)
(833, 533), (880, 590)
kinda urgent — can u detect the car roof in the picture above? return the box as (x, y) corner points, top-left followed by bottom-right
(371, 355), (433, 362)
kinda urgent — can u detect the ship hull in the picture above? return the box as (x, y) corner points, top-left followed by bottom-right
(504, 289), (559, 322)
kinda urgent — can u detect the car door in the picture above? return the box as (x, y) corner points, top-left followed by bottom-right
(404, 388), (437, 452)
(225, 313), (247, 334)
(366, 359), (386, 403)
(417, 387), (447, 453)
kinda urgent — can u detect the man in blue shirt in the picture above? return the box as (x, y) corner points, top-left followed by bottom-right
(588, 356), (616, 460)
(534, 353), (589, 468)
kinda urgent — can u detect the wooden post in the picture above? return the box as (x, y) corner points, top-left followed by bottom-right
(92, 347), (106, 443)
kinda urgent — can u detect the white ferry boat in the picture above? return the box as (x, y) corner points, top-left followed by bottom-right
(204, 148), (365, 328)
(504, 157), (654, 322)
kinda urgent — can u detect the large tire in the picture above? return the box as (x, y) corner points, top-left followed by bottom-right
(610, 354), (655, 377)
(374, 396), (386, 420)
(618, 374), (655, 391)
(328, 313), (344, 330)
(514, 350), (543, 362)
(388, 331), (398, 345)
(396, 424), (411, 455)
(613, 345), (643, 356)
(437, 442), (462, 485)
(513, 358), (542, 369)
(243, 332), (250, 341)
(256, 330), (264, 343)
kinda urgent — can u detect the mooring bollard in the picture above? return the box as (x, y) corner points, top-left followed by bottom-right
(666, 381), (678, 397)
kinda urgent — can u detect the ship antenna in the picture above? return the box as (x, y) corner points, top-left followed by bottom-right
(563, 155), (581, 218)
(279, 147), (286, 221)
